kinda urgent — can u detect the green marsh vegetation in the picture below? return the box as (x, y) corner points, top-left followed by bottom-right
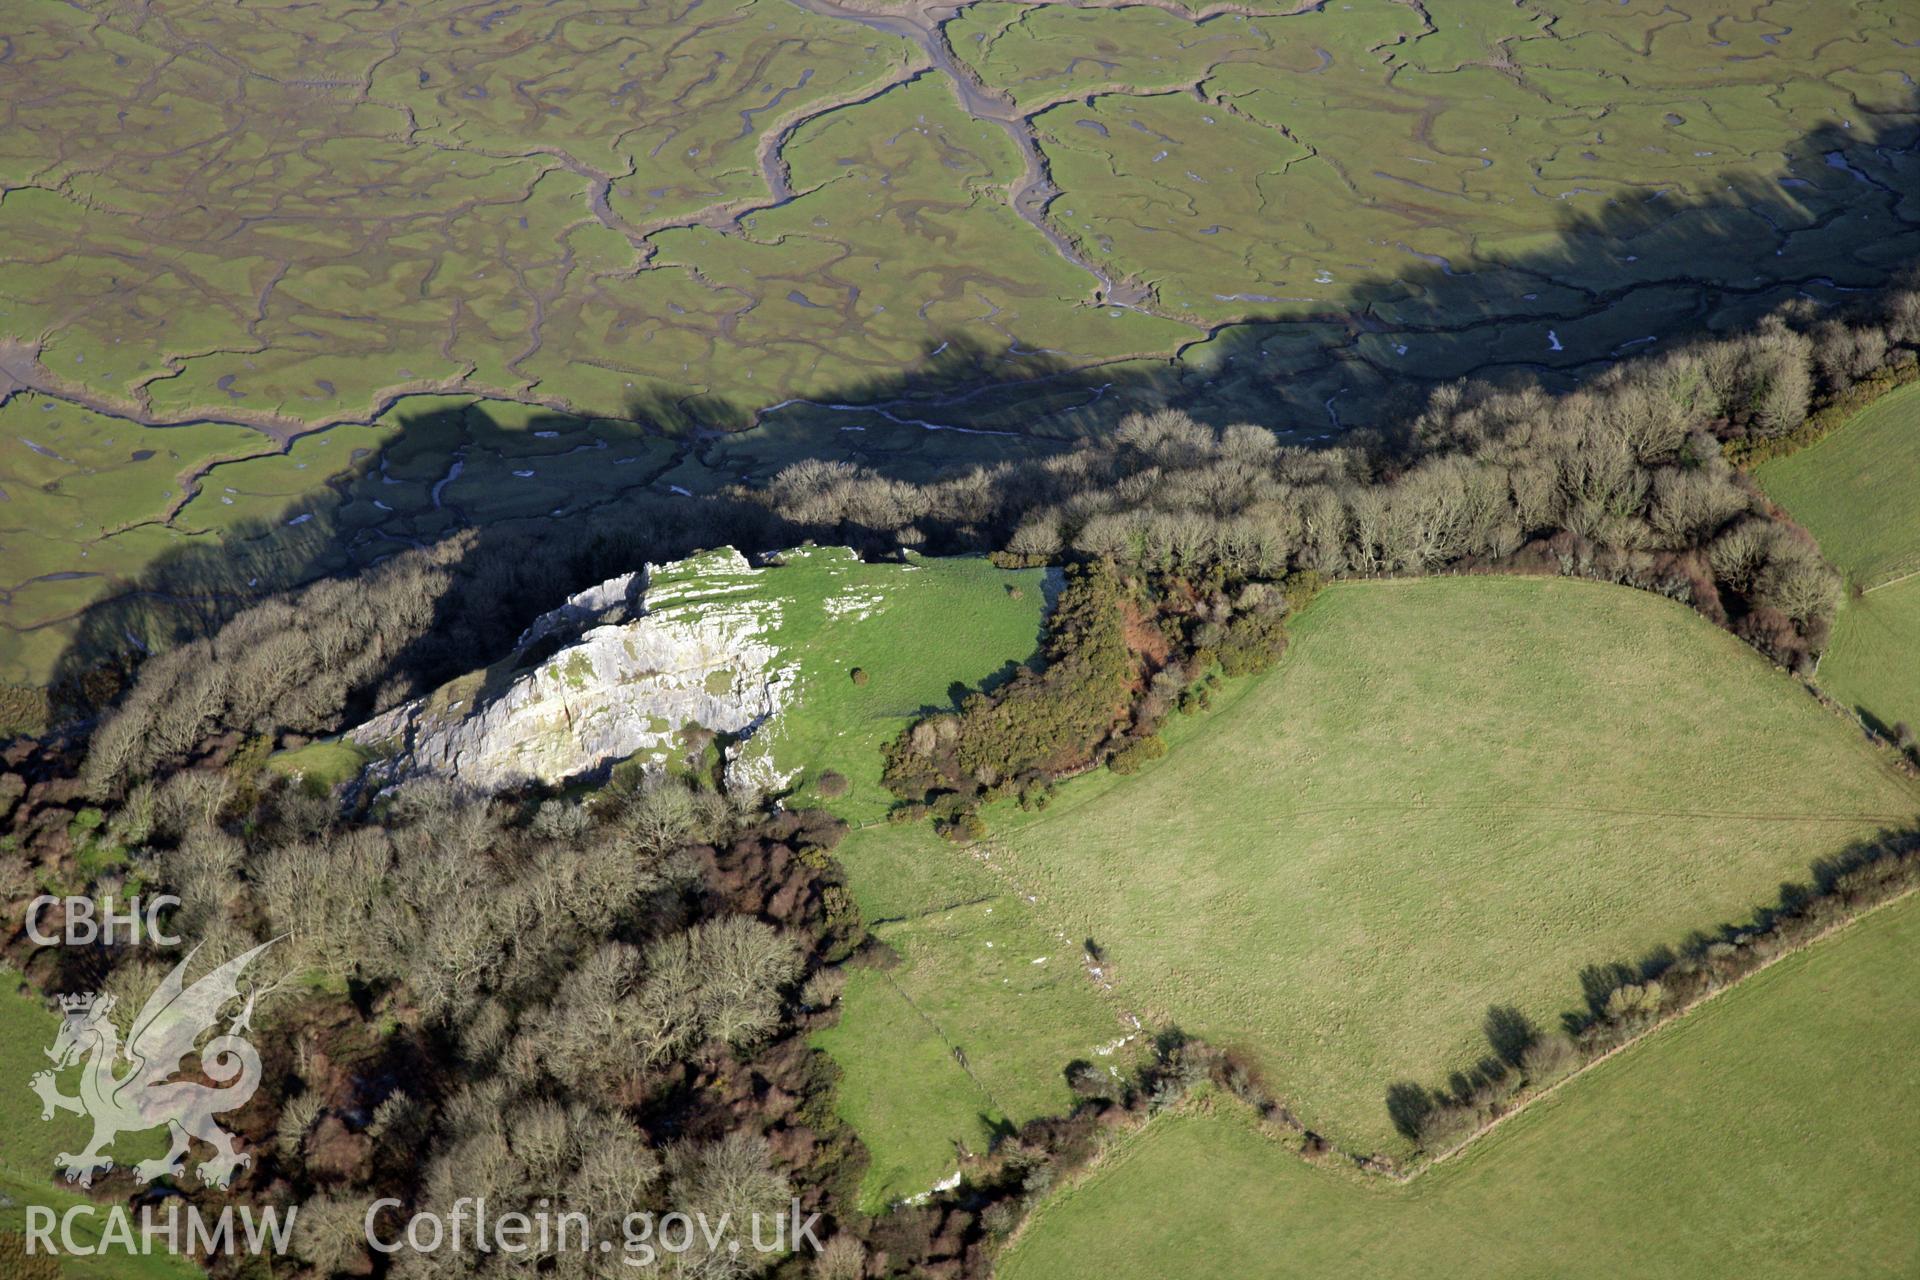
(5, 2), (1920, 696)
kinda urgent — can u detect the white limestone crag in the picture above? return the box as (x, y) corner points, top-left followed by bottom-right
(351, 548), (794, 793)
(514, 570), (647, 650)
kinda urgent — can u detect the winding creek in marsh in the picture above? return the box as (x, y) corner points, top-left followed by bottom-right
(2, 0), (1919, 684)
(784, 0), (1154, 308)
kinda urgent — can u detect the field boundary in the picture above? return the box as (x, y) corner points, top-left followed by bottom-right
(871, 574), (1920, 1181)
(1000, 871), (1920, 1272)
(1862, 564), (1920, 596)
(874, 966), (1018, 1123)
(1424, 881), (1920, 1171)
(1730, 355), (1920, 469)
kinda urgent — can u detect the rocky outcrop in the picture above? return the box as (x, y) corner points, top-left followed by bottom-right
(351, 549), (795, 793)
(514, 570), (648, 650)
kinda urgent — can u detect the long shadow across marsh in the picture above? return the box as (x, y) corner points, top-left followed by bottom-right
(29, 91), (1920, 719)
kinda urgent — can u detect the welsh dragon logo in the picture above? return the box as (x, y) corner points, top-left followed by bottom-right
(30, 941), (275, 1189)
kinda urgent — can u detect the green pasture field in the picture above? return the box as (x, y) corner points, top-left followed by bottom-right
(723, 547), (1053, 820)
(970, 578), (1918, 1154)
(1001, 890), (1920, 1280)
(0, 973), (194, 1280)
(812, 822), (1133, 1209)
(1817, 579), (1920, 736)
(1757, 381), (1920, 589)
(1757, 380), (1920, 731)
(4, 0), (1920, 682)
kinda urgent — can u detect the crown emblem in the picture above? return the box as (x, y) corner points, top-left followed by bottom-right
(31, 941), (274, 1191)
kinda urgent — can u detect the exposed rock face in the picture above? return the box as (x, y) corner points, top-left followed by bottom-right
(514, 570), (647, 649)
(351, 549), (793, 793)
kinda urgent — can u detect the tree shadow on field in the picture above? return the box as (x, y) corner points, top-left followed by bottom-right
(1385, 1081), (1435, 1142)
(26, 89), (1920, 720)
(1386, 824), (1920, 1145)
(1561, 826), (1920, 1035)
(1481, 1004), (1538, 1069)
(1852, 704), (1915, 748)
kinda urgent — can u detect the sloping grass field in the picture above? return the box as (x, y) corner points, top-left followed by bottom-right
(813, 823), (1130, 1208)
(749, 547), (1124, 1205)
(1757, 380), (1920, 733)
(1001, 890), (1920, 1280)
(1817, 579), (1920, 737)
(977, 578), (1918, 1153)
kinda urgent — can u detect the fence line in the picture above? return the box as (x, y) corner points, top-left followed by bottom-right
(1863, 564), (1920, 595)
